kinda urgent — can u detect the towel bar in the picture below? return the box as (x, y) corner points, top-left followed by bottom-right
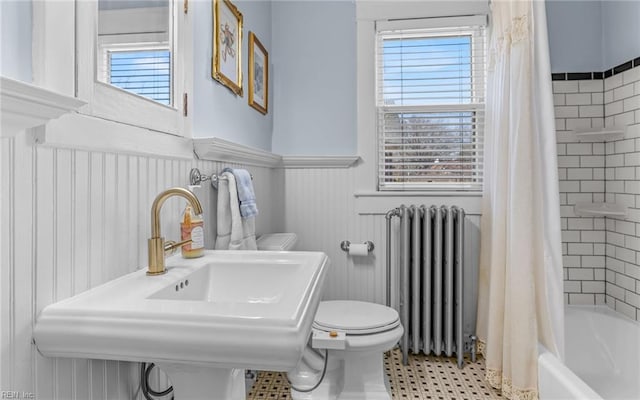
(189, 168), (253, 190)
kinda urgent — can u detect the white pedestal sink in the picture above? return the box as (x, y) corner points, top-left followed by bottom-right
(155, 363), (246, 399)
(34, 250), (329, 399)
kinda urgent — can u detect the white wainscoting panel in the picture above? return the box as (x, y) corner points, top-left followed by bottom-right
(0, 130), (284, 398)
(283, 166), (481, 336)
(284, 167), (386, 303)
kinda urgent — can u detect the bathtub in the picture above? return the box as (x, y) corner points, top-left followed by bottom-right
(539, 305), (640, 400)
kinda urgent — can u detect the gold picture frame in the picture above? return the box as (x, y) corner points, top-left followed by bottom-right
(212, 0), (243, 96)
(248, 32), (268, 114)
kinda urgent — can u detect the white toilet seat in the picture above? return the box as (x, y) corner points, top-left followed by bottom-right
(312, 300), (401, 335)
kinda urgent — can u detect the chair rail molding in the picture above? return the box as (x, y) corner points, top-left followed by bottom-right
(0, 77), (86, 138)
(281, 155), (361, 169)
(193, 137), (283, 167)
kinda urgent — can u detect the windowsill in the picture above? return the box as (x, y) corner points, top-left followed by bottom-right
(354, 191), (483, 198)
(354, 190), (483, 215)
(33, 112), (193, 159)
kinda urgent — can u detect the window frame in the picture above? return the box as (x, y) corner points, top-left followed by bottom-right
(375, 17), (487, 192)
(75, 0), (190, 137)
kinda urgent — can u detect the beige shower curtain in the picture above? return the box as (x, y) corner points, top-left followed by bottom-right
(476, 1), (564, 399)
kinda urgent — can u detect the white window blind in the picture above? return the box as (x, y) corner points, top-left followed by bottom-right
(108, 49), (172, 105)
(376, 17), (486, 191)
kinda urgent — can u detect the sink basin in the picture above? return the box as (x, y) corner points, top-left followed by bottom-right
(149, 260), (307, 309)
(34, 250), (328, 398)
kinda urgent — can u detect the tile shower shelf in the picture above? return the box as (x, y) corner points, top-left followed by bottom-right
(574, 202), (627, 217)
(573, 127), (625, 142)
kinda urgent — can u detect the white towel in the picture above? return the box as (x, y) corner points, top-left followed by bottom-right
(214, 171), (257, 250)
(214, 172), (232, 250)
(222, 167), (258, 217)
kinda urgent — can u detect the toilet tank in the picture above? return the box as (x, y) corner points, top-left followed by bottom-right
(256, 233), (298, 251)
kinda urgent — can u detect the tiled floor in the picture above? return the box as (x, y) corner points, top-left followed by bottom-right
(247, 348), (502, 399)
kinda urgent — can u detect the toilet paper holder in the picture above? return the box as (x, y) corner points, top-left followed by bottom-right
(340, 241), (374, 253)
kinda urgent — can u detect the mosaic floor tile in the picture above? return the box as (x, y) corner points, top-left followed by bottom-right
(247, 348), (502, 400)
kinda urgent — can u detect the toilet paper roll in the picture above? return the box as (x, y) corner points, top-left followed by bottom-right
(349, 243), (369, 256)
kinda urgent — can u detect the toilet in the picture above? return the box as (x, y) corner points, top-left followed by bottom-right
(257, 233), (404, 400)
(288, 300), (404, 399)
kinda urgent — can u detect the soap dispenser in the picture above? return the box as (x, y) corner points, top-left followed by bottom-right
(181, 204), (204, 258)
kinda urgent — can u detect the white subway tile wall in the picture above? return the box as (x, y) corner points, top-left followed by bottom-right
(556, 63), (640, 321)
(604, 64), (640, 321)
(554, 77), (607, 307)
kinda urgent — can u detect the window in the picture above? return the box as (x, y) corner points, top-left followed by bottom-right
(376, 18), (486, 191)
(73, 0), (188, 136)
(100, 47), (172, 105)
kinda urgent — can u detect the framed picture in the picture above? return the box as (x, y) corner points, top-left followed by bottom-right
(248, 32), (268, 114)
(212, 0), (243, 96)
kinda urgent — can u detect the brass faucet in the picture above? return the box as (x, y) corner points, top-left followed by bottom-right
(147, 187), (204, 276)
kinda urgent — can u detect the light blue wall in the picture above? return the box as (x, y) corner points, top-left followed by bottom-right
(546, 0), (603, 73)
(192, 0), (273, 151)
(0, 0), (32, 82)
(3, 0), (636, 153)
(546, 0), (640, 73)
(270, 0), (357, 156)
(602, 0), (640, 69)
